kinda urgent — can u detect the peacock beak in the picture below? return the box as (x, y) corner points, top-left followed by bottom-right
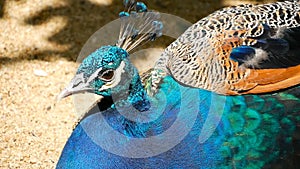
(57, 73), (94, 100)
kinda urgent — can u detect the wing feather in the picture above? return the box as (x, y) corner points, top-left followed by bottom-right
(154, 0), (300, 95)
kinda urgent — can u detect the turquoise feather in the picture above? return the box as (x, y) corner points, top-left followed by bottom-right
(57, 1), (300, 168)
(56, 45), (300, 169)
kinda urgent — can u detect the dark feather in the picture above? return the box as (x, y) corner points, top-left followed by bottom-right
(243, 27), (300, 69)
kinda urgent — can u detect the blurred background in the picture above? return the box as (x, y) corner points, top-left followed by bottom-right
(0, 0), (278, 168)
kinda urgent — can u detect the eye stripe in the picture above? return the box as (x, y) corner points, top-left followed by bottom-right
(87, 68), (103, 84)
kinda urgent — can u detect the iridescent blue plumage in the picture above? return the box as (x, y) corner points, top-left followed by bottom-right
(57, 44), (300, 169)
(57, 1), (300, 168)
(57, 79), (227, 168)
(230, 46), (256, 64)
(136, 2), (147, 12)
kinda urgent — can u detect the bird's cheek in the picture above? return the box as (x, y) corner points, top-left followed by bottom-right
(90, 80), (105, 91)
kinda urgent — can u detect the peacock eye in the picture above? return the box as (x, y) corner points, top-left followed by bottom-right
(99, 70), (115, 82)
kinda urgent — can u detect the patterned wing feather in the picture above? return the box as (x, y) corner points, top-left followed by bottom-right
(155, 0), (300, 95)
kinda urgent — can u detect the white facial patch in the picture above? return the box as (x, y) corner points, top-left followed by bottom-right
(87, 68), (103, 84)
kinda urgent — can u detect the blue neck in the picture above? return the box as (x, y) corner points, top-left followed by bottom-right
(111, 64), (151, 112)
(128, 73), (151, 112)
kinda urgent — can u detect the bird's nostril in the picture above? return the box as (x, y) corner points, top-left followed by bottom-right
(72, 78), (83, 88)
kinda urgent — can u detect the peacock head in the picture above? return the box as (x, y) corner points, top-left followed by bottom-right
(58, 45), (136, 99)
(58, 0), (163, 102)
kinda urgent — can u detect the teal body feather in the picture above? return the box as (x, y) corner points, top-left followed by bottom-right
(57, 1), (300, 168)
(57, 46), (300, 169)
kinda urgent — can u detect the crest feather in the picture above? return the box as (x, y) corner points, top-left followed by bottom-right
(116, 0), (163, 52)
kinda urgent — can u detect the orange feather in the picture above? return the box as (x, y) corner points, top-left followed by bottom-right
(235, 65), (300, 94)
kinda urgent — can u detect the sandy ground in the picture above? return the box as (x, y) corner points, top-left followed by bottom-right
(0, 0), (276, 168)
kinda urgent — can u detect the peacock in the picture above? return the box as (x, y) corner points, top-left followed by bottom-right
(57, 0), (300, 168)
